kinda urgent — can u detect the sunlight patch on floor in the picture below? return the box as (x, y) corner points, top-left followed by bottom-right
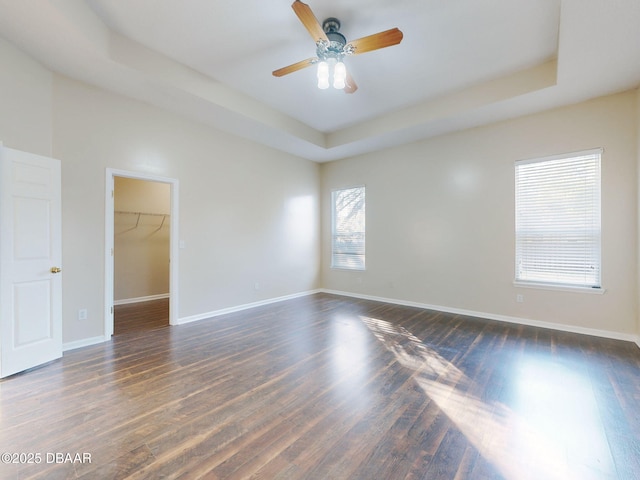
(359, 316), (615, 480)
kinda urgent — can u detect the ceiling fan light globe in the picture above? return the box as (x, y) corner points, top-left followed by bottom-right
(317, 61), (330, 89)
(317, 61), (329, 77)
(333, 61), (347, 89)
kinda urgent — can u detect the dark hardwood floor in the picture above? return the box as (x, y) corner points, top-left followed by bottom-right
(114, 298), (169, 335)
(1, 293), (639, 479)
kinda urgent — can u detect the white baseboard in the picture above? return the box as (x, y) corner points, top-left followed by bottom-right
(63, 335), (109, 352)
(114, 293), (170, 306)
(177, 289), (322, 325)
(64, 289), (639, 351)
(320, 289), (640, 345)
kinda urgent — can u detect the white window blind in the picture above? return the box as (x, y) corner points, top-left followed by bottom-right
(331, 186), (365, 270)
(515, 149), (601, 289)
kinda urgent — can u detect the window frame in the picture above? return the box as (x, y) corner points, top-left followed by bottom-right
(514, 148), (603, 293)
(331, 185), (366, 271)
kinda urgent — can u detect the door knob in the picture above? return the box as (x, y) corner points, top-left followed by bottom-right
(50, 267), (61, 274)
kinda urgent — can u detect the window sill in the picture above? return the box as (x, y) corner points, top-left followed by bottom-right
(513, 281), (605, 295)
(330, 266), (366, 272)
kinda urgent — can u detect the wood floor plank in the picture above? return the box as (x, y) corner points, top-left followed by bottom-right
(1, 294), (639, 479)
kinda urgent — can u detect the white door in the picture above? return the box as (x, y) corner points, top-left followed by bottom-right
(0, 147), (62, 378)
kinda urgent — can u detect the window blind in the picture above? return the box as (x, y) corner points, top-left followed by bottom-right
(331, 186), (365, 270)
(515, 149), (601, 288)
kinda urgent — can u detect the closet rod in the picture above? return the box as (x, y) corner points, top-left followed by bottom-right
(114, 210), (170, 217)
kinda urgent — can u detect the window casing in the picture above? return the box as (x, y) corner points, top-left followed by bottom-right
(331, 186), (365, 270)
(515, 149), (602, 289)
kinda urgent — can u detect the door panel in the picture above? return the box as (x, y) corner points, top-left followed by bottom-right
(0, 147), (62, 378)
(14, 196), (51, 260)
(14, 281), (52, 345)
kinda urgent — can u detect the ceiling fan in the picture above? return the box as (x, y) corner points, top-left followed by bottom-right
(273, 0), (404, 94)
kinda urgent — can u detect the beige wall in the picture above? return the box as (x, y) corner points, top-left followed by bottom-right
(0, 38), (52, 155)
(322, 91), (639, 336)
(1, 39), (638, 346)
(1, 40), (320, 345)
(53, 76), (321, 343)
(114, 177), (170, 302)
(637, 88), (640, 336)
(114, 176), (171, 214)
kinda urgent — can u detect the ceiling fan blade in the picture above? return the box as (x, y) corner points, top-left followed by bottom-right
(346, 28), (403, 55)
(344, 72), (358, 94)
(292, 0), (329, 44)
(272, 57), (317, 77)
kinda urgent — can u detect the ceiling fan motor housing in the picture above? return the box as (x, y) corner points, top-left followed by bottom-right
(318, 17), (347, 60)
(323, 17), (341, 32)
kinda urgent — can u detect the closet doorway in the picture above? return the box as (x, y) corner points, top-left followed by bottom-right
(104, 169), (179, 337)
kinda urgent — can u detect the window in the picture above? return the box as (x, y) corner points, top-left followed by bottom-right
(331, 186), (365, 270)
(515, 149), (601, 289)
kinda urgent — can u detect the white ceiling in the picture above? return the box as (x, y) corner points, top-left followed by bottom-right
(0, 0), (639, 162)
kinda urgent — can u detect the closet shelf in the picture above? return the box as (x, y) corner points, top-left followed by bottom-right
(115, 210), (170, 217)
(115, 211), (170, 231)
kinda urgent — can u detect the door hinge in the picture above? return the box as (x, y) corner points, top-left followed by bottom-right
(111, 248), (114, 256)
(111, 306), (113, 314)
(112, 190), (114, 198)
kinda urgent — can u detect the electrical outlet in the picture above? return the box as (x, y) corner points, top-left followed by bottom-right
(254, 282), (260, 291)
(516, 294), (524, 303)
(78, 308), (88, 321)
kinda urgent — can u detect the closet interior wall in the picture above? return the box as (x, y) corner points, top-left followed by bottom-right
(114, 177), (171, 304)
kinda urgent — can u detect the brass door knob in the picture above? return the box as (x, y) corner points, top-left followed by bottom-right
(50, 267), (62, 274)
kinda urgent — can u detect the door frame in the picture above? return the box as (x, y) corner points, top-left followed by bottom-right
(104, 168), (179, 336)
